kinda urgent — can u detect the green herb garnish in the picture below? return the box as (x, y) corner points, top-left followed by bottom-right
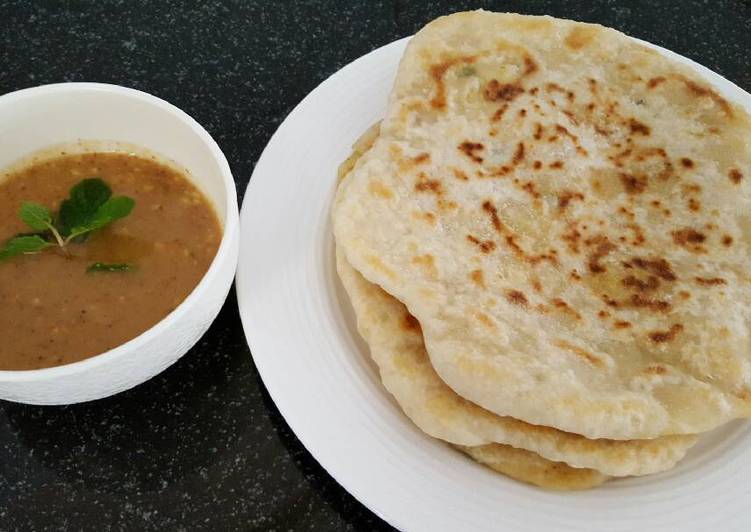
(0, 235), (53, 261)
(87, 262), (133, 273)
(58, 178), (135, 243)
(0, 178), (135, 269)
(459, 65), (477, 77)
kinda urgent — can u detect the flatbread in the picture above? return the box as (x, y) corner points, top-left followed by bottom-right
(333, 11), (751, 439)
(336, 249), (696, 476)
(456, 443), (608, 490)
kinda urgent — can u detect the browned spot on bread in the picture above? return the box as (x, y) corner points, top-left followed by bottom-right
(533, 123), (543, 140)
(649, 324), (684, 343)
(452, 168), (469, 181)
(411, 254), (437, 278)
(671, 228), (706, 252)
(504, 234), (559, 266)
(644, 365), (668, 375)
(437, 198), (458, 211)
(722, 235), (733, 247)
(647, 76), (666, 89)
(412, 210), (436, 224)
(459, 141), (484, 163)
(564, 26), (597, 50)
(619, 172), (647, 194)
(735, 389), (751, 401)
(628, 118), (651, 136)
(602, 294), (620, 308)
(614, 320), (632, 329)
(682, 183), (702, 194)
(531, 278), (543, 293)
(562, 223), (582, 253)
(629, 294), (671, 313)
(550, 160), (564, 169)
(532, 160), (543, 170)
(415, 177), (443, 194)
(484, 80), (524, 102)
(628, 257), (676, 281)
(587, 78), (598, 94)
(680, 157), (694, 168)
(467, 234), (496, 253)
(680, 77), (732, 116)
(512, 142), (525, 165)
(506, 289), (529, 306)
(610, 148), (632, 168)
(695, 277), (726, 286)
(492, 103), (509, 122)
(401, 313), (421, 332)
(586, 235), (616, 274)
(551, 298), (582, 320)
(570, 270), (582, 281)
(518, 108), (527, 118)
(521, 182), (540, 199)
(598, 310), (610, 319)
(430, 56), (476, 109)
(562, 110), (579, 126)
(555, 340), (603, 367)
(626, 223), (646, 246)
(368, 180), (394, 199)
(492, 165), (512, 177)
(729, 168), (743, 184)
(414, 153), (430, 165)
(475, 311), (496, 329)
(688, 198), (701, 212)
(482, 200), (504, 233)
(470, 269), (486, 288)
(558, 190), (584, 211)
(523, 55), (538, 76)
(555, 124), (577, 141)
(365, 255), (396, 280)
(622, 275), (660, 292)
(397, 151), (433, 173)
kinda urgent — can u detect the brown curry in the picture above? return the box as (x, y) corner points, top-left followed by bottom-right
(0, 151), (222, 370)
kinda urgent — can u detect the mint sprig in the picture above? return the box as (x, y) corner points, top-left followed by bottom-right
(0, 178), (135, 271)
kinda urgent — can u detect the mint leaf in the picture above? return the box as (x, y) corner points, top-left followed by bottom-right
(58, 178), (112, 237)
(67, 196), (135, 241)
(19, 202), (53, 232)
(87, 262), (133, 273)
(0, 235), (52, 261)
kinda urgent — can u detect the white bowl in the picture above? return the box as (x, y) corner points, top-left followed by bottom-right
(0, 82), (239, 404)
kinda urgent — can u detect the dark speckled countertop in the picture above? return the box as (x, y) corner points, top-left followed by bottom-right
(0, 1), (749, 530)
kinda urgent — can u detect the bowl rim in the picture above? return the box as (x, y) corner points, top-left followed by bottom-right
(0, 82), (239, 381)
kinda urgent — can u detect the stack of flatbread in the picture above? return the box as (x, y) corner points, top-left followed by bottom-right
(333, 11), (751, 490)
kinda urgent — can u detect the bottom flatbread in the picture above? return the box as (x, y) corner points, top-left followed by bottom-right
(456, 443), (608, 490)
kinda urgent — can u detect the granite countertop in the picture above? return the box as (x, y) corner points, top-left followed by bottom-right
(1, 1), (749, 530)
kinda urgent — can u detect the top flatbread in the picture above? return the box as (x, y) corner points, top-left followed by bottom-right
(333, 11), (751, 439)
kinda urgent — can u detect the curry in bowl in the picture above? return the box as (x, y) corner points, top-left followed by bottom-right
(0, 148), (222, 370)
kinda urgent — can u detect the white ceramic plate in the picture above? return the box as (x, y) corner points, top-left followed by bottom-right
(237, 36), (751, 531)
